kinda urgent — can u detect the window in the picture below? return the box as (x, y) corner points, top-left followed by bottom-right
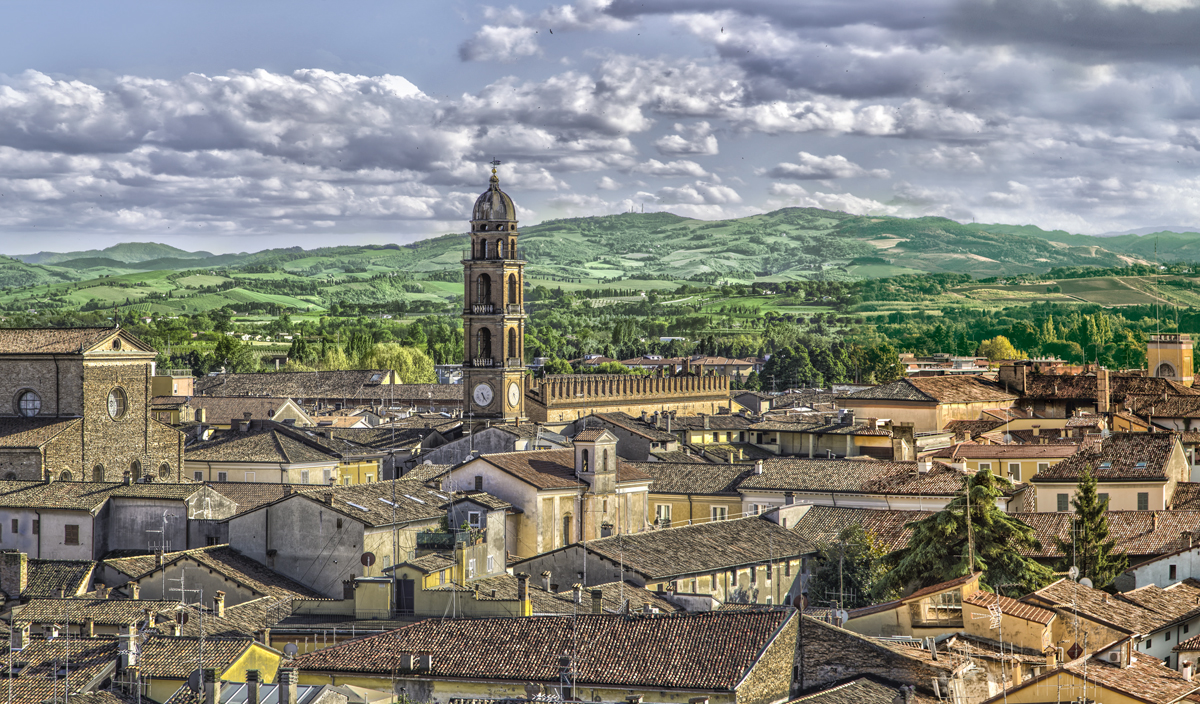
(655, 504), (671, 527)
(106, 388), (127, 420)
(17, 391), (40, 418)
(711, 506), (728, 521)
(712, 432), (719, 443)
(1186, 624), (1190, 634)
(1037, 462), (1049, 474)
(602, 499), (608, 513)
(366, 474), (374, 483)
(439, 570), (446, 585)
(194, 471), (204, 481)
(323, 469), (333, 485)
(336, 518), (343, 529)
(1167, 630), (1172, 641)
(1171, 565), (1178, 581)
(206, 536), (220, 546)
(217, 472), (228, 483)
(342, 477), (351, 485)
(1138, 492), (1150, 511)
(487, 555), (494, 572)
(94, 465), (106, 482)
(1099, 493), (1109, 505)
(785, 560), (791, 576)
(59, 471), (72, 481)
(562, 514), (572, 546)
(468, 559), (476, 578)
(129, 460), (141, 481)
(1008, 463), (1021, 482)
(468, 511), (482, 529)
(1057, 493), (1069, 512)
(750, 566), (757, 584)
(979, 462), (992, 472)
(245, 472), (255, 483)
(8, 520), (14, 534)
(64, 525), (79, 546)
(301, 470), (310, 485)
(158, 462), (171, 479)
(474, 476), (484, 491)
(1147, 636), (1152, 646)
(31, 520), (38, 535)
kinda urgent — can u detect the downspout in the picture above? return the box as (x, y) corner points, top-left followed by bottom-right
(34, 510), (42, 559)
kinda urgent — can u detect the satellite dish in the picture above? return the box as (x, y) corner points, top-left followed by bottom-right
(1068, 566), (1080, 581)
(361, 552), (376, 567)
(187, 669), (202, 693)
(177, 611), (189, 625)
(284, 643), (299, 658)
(792, 594), (808, 610)
(835, 609), (849, 625)
(1079, 577), (1094, 589)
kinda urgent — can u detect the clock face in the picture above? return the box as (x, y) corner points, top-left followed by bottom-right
(473, 383), (494, 408)
(508, 381), (521, 408)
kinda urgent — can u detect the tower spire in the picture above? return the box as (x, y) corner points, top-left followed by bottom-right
(490, 158), (502, 185)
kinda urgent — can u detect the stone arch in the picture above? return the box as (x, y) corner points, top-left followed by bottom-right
(581, 448), (589, 473)
(1157, 362), (1176, 378)
(476, 273), (492, 305)
(508, 274), (518, 305)
(476, 327), (492, 360)
(497, 238), (506, 258)
(93, 464), (105, 482)
(60, 471), (72, 481)
(508, 328), (518, 360)
(130, 460), (141, 481)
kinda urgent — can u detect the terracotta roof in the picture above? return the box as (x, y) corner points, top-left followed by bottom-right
(187, 396), (310, 424)
(771, 390), (836, 409)
(476, 449), (650, 490)
(151, 396), (190, 409)
(0, 635), (120, 702)
(204, 482), (293, 516)
(749, 417), (891, 436)
(11, 597), (181, 626)
(293, 479), (449, 527)
(185, 426), (340, 464)
(541, 515), (810, 580)
(1021, 373), (1200, 404)
(0, 480), (200, 511)
(1119, 580), (1200, 623)
(637, 462), (752, 495)
(592, 412), (678, 442)
(1030, 433), (1181, 482)
(1018, 511), (1200, 559)
(929, 443), (1080, 460)
(447, 490), (512, 512)
(0, 327), (131, 354)
(398, 553), (456, 573)
(667, 415), (755, 431)
(649, 450), (715, 463)
(1173, 483), (1200, 510)
(789, 677), (937, 704)
(194, 370), (395, 399)
(737, 458), (974, 497)
(0, 417), (81, 448)
(21, 559), (96, 599)
(849, 573), (980, 619)
(1025, 579), (1165, 634)
(465, 574), (680, 614)
(137, 636), (258, 678)
(106, 545), (326, 601)
(1061, 648), (1199, 703)
(840, 377), (1016, 404)
(317, 427), (439, 451)
(573, 428), (612, 442)
(787, 505), (931, 553)
(293, 610), (794, 691)
(401, 463), (454, 483)
(963, 590), (1055, 625)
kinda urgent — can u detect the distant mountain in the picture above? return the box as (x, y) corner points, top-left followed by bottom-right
(966, 222), (1200, 263)
(16, 242), (213, 265)
(1097, 226), (1200, 237)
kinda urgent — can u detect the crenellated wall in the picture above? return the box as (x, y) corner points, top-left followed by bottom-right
(526, 373), (731, 423)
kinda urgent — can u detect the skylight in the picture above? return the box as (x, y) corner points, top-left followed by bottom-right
(379, 498), (397, 507)
(345, 501), (369, 512)
(1099, 461), (1112, 469)
(403, 494), (426, 504)
(1136, 461), (1148, 468)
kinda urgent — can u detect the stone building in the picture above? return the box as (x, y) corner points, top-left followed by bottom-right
(525, 373), (731, 424)
(0, 327), (186, 482)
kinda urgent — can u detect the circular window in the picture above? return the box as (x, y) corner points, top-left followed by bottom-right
(107, 388), (127, 419)
(17, 390), (41, 417)
(112, 338), (122, 351)
(158, 462), (171, 479)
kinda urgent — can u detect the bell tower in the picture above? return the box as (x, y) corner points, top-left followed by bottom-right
(462, 161), (527, 420)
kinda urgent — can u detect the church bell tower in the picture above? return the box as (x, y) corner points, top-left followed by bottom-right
(462, 161), (527, 420)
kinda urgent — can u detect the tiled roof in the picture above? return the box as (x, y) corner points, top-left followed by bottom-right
(749, 417), (891, 436)
(787, 505), (931, 553)
(205, 482), (293, 516)
(1018, 511), (1200, 559)
(963, 590), (1055, 625)
(398, 553), (456, 573)
(0, 481), (200, 511)
(21, 559), (96, 599)
(194, 370), (394, 399)
(402, 463), (454, 484)
(185, 426), (340, 464)
(1029, 433), (1180, 482)
(476, 449), (650, 490)
(293, 611), (794, 691)
(637, 462), (752, 496)
(649, 450), (715, 463)
(12, 597), (181, 626)
(0, 636), (120, 703)
(592, 412), (678, 442)
(0, 417), (81, 448)
(840, 377), (1016, 404)
(667, 415), (755, 431)
(151, 395), (191, 409)
(1173, 483), (1200, 510)
(770, 390), (836, 409)
(0, 327), (131, 354)
(737, 458), (973, 497)
(850, 573), (980, 619)
(1025, 579), (1165, 634)
(137, 636), (256, 678)
(573, 428), (612, 442)
(187, 396), (310, 424)
(943, 419), (1006, 438)
(790, 677), (937, 704)
(929, 443), (1080, 460)
(1119, 581), (1200, 623)
(107, 545), (325, 600)
(190, 596), (298, 638)
(465, 574), (680, 614)
(318, 427), (437, 451)
(550, 516), (810, 580)
(1061, 648), (1199, 703)
(293, 479), (449, 527)
(447, 490), (512, 511)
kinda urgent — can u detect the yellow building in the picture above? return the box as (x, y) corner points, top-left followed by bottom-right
(139, 635), (284, 703)
(1150, 333), (1195, 387)
(749, 413), (901, 459)
(927, 443), (1079, 483)
(838, 376), (1018, 433)
(1029, 433), (1189, 512)
(185, 422), (342, 485)
(843, 572), (981, 639)
(637, 461), (751, 526)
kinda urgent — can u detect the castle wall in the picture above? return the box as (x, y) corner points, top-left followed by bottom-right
(526, 374), (731, 423)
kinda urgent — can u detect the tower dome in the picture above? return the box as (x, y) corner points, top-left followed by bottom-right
(472, 168), (516, 223)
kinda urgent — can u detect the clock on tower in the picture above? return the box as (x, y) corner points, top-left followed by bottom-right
(462, 161), (526, 421)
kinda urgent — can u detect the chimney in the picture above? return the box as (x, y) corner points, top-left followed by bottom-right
(1, 552), (28, 598)
(171, 622), (181, 637)
(591, 589), (603, 614)
(118, 625), (136, 667)
(917, 460), (932, 475)
(1185, 661), (1194, 682)
(542, 571), (552, 593)
(155, 550), (164, 568)
(1154, 513), (1159, 531)
(214, 590), (226, 618)
(278, 668), (299, 704)
(84, 618), (94, 638)
(844, 410), (855, 425)
(10, 625), (27, 652)
(572, 583), (582, 604)
(123, 472), (132, 486)
(205, 668), (221, 704)
(324, 493), (334, 506)
(754, 460), (764, 475)
(703, 414), (710, 430)
(1096, 367), (1111, 414)
(129, 582), (140, 600)
(96, 583), (107, 599)
(1046, 647), (1057, 669)
(244, 412), (253, 420)
(627, 696), (644, 704)
(689, 698), (710, 704)
(666, 414), (672, 434)
(246, 669), (261, 704)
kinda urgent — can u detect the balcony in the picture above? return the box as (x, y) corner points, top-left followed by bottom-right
(462, 246), (527, 262)
(506, 304), (523, 315)
(471, 304), (494, 314)
(468, 358), (496, 368)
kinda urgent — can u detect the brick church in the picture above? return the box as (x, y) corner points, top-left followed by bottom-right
(460, 165), (730, 425)
(0, 327), (186, 481)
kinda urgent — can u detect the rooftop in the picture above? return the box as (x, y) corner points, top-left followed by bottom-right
(737, 458), (975, 497)
(104, 545), (326, 601)
(962, 590), (1055, 625)
(137, 636), (259, 679)
(1017, 510), (1200, 559)
(0, 480), (201, 511)
(185, 425), (341, 464)
(0, 327), (145, 355)
(472, 449), (650, 490)
(786, 505), (931, 553)
(194, 370), (396, 399)
(839, 377), (1017, 404)
(635, 461), (752, 496)
(1029, 433), (1181, 482)
(0, 417), (81, 449)
(1025, 579), (1165, 634)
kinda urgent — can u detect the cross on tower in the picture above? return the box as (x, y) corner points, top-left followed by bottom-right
(490, 158), (502, 174)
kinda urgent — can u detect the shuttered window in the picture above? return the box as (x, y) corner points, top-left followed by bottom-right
(64, 525), (79, 546)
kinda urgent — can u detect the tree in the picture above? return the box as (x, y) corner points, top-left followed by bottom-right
(359, 343), (437, 384)
(880, 469), (1054, 595)
(806, 525), (898, 609)
(212, 335), (259, 373)
(978, 335), (1022, 362)
(542, 357), (573, 375)
(1055, 467), (1127, 589)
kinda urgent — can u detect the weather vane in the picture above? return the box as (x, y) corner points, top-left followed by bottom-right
(490, 158), (502, 175)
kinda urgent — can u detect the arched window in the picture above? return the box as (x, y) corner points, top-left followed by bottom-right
(476, 274), (491, 305)
(93, 464), (105, 482)
(60, 471), (72, 481)
(508, 274), (517, 305)
(508, 328), (518, 360)
(603, 449), (609, 471)
(562, 513), (573, 546)
(3, 473), (14, 481)
(475, 328), (492, 360)
(581, 448), (589, 473)
(158, 462), (171, 479)
(130, 460), (141, 481)
(1157, 362), (1176, 378)
(497, 239), (506, 258)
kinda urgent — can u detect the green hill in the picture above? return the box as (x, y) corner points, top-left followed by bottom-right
(17, 242), (212, 265)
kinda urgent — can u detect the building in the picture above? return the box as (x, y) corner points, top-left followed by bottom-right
(1027, 433), (1189, 512)
(160, 669), (347, 704)
(569, 412), (680, 460)
(0, 552), (95, 601)
(1150, 333), (1195, 387)
(0, 326), (187, 482)
(138, 636), (285, 703)
(185, 421), (347, 485)
(925, 443), (1080, 484)
(639, 461), (752, 528)
(153, 396), (314, 428)
(292, 610), (800, 704)
(748, 413), (903, 459)
(514, 515), (807, 607)
(0, 631), (123, 703)
(525, 373), (731, 424)
(837, 377), (1018, 433)
(999, 363), (1200, 418)
(195, 370), (462, 413)
(441, 431), (652, 559)
(843, 572), (982, 638)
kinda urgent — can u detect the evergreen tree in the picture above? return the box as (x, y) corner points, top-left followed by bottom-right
(807, 525), (898, 609)
(880, 469), (1054, 595)
(1055, 467), (1127, 589)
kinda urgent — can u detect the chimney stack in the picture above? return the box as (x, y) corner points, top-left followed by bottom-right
(1185, 661), (1194, 682)
(10, 625), (27, 652)
(1096, 367), (1111, 414)
(324, 493), (334, 506)
(129, 582), (140, 600)
(214, 590), (226, 618)
(246, 669), (261, 704)
(753, 459), (764, 475)
(84, 618), (94, 638)
(1, 552), (28, 598)
(572, 583), (582, 604)
(118, 625), (136, 667)
(96, 583), (107, 599)
(591, 589), (603, 614)
(542, 571), (552, 593)
(205, 668), (221, 704)
(278, 668), (299, 704)
(1045, 647), (1057, 669)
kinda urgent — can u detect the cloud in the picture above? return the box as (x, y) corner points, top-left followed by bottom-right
(459, 25), (543, 62)
(766, 182), (897, 215)
(631, 159), (709, 177)
(596, 175), (621, 190)
(762, 152), (890, 180)
(650, 179), (742, 205)
(459, 0), (633, 63)
(654, 121), (719, 155)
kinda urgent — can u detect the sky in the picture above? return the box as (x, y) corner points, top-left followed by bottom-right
(3, 0), (1200, 253)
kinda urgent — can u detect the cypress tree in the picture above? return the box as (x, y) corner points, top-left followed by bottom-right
(1055, 467), (1127, 589)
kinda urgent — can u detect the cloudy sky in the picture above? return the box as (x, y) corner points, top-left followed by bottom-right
(3, 0), (1200, 253)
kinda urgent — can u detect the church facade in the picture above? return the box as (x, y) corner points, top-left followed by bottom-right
(0, 327), (186, 482)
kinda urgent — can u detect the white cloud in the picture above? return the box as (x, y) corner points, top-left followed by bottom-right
(596, 176), (621, 190)
(459, 25), (542, 62)
(762, 152), (890, 180)
(654, 121), (719, 155)
(631, 159), (709, 177)
(650, 180), (742, 205)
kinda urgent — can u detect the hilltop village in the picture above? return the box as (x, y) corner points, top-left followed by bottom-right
(4, 174), (1200, 704)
